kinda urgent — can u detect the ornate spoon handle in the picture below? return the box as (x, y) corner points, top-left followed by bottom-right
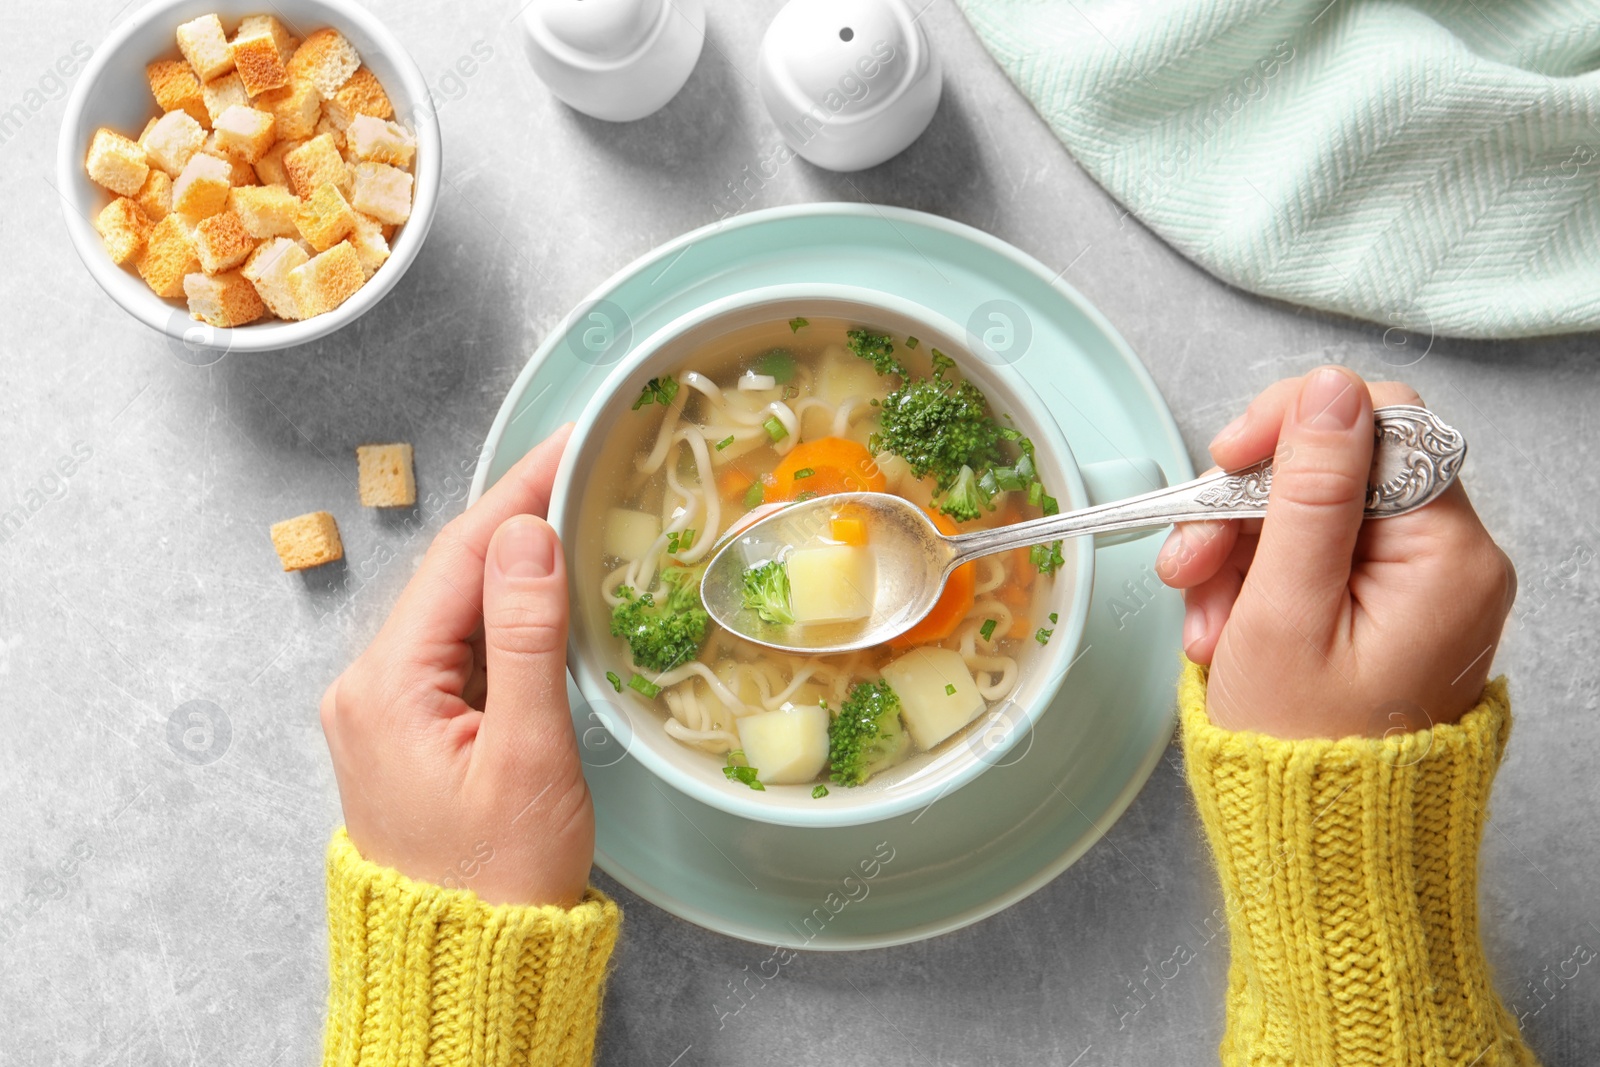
(945, 406), (1467, 564)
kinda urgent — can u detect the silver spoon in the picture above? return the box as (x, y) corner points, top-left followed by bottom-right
(700, 405), (1466, 655)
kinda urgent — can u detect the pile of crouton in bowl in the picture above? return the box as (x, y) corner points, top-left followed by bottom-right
(58, 0), (440, 353)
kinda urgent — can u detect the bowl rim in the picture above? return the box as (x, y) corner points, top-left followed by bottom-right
(547, 282), (1098, 828)
(55, 0), (443, 354)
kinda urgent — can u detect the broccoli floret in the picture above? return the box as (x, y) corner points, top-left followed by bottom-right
(939, 464), (995, 523)
(827, 680), (911, 787)
(873, 376), (1002, 491)
(741, 559), (795, 625)
(609, 565), (709, 672)
(847, 329), (904, 377)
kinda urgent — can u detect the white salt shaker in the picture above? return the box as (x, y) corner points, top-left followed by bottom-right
(757, 0), (942, 172)
(521, 0), (706, 122)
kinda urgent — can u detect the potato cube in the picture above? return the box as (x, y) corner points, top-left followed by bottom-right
(287, 27), (361, 96)
(255, 79), (320, 141)
(323, 68), (392, 130)
(254, 139), (301, 186)
(356, 444), (416, 507)
(349, 162), (412, 226)
(269, 511), (343, 571)
(94, 197), (153, 265)
(228, 184), (300, 238)
(346, 115), (415, 168)
(85, 128), (149, 197)
(212, 105), (275, 163)
(193, 210), (257, 273)
(146, 59), (210, 127)
(241, 238), (308, 319)
(136, 214), (201, 298)
(176, 14), (234, 82)
(787, 544), (874, 624)
(603, 508), (661, 562)
(347, 212), (390, 277)
(282, 133), (348, 198)
(230, 29), (288, 96)
(171, 152), (232, 218)
(879, 648), (987, 751)
(138, 109), (205, 176)
(184, 269), (265, 328)
(287, 240), (363, 317)
(295, 182), (356, 251)
(201, 72), (249, 123)
(134, 169), (172, 221)
(736, 705), (830, 785)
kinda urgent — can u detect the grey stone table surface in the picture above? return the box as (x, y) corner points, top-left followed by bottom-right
(3, 2), (1597, 1064)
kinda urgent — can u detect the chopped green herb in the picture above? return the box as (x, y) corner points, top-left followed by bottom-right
(726, 749), (748, 767)
(904, 336), (920, 349)
(930, 349), (956, 379)
(792, 467), (815, 480)
(1049, 612), (1059, 624)
(715, 434), (735, 451)
(628, 673), (662, 698)
(979, 618), (998, 642)
(763, 415), (788, 442)
(605, 671), (623, 693)
(794, 490), (817, 503)
(1040, 493), (1059, 516)
(631, 376), (679, 411)
(743, 481), (765, 508)
(992, 466), (1024, 492)
(1027, 480), (1044, 507)
(846, 329), (904, 377)
(755, 348), (797, 382)
(782, 383), (799, 400)
(666, 529), (696, 554)
(1030, 540), (1066, 575)
(788, 317), (809, 333)
(812, 784), (829, 799)
(944, 683), (957, 696)
(1035, 627), (1054, 646)
(723, 764), (765, 790)
(976, 468), (1001, 500)
(1015, 453), (1037, 482)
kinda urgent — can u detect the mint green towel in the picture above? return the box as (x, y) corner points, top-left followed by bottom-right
(954, 0), (1600, 339)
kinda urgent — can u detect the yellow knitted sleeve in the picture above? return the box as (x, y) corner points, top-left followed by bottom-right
(322, 828), (621, 1067)
(1179, 659), (1541, 1067)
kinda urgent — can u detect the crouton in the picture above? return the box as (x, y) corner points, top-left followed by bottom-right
(350, 162), (411, 226)
(201, 71), (250, 123)
(137, 214), (201, 298)
(269, 511), (344, 571)
(94, 197), (153, 265)
(230, 27), (288, 96)
(313, 112), (347, 154)
(184, 269), (265, 327)
(135, 169), (172, 221)
(254, 139), (301, 186)
(146, 59), (210, 127)
(171, 152), (233, 218)
(228, 184), (300, 238)
(241, 238), (308, 318)
(254, 79), (320, 141)
(356, 444), (415, 507)
(287, 240), (363, 317)
(282, 133), (349, 198)
(176, 14), (235, 82)
(85, 128), (149, 197)
(296, 182), (356, 251)
(347, 211), (390, 277)
(346, 115), (414, 168)
(237, 15), (296, 63)
(201, 134), (258, 186)
(212, 105), (275, 162)
(138, 109), (206, 176)
(194, 209), (258, 273)
(323, 67), (392, 129)
(287, 28), (361, 96)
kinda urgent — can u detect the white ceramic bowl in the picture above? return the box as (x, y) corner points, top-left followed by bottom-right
(57, 0), (442, 355)
(548, 284), (1164, 828)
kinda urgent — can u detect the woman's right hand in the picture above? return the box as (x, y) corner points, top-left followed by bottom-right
(1155, 366), (1516, 740)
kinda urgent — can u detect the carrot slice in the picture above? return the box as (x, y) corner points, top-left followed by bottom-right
(769, 437), (887, 500)
(830, 517), (866, 546)
(888, 507), (975, 649)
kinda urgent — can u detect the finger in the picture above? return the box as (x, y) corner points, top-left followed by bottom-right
(475, 514), (576, 765)
(387, 424), (575, 650)
(1244, 365), (1374, 634)
(1180, 532), (1257, 663)
(1156, 519), (1238, 588)
(1207, 377), (1304, 470)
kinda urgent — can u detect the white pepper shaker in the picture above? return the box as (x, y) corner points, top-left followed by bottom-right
(521, 0), (706, 122)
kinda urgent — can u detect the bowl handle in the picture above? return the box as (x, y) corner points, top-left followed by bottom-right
(1079, 458), (1168, 546)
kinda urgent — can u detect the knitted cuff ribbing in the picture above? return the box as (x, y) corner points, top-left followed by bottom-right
(1178, 660), (1539, 1067)
(322, 829), (620, 1067)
